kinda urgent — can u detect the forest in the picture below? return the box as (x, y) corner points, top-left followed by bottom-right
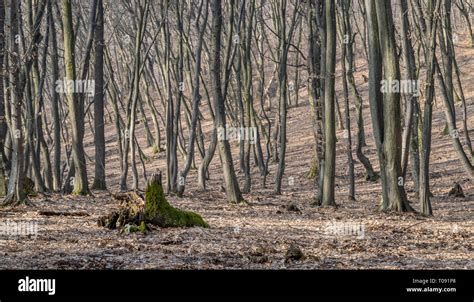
(0, 0), (472, 270)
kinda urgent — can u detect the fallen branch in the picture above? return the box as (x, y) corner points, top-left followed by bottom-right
(38, 211), (90, 217)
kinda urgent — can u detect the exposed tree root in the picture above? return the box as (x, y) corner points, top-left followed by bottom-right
(448, 183), (465, 198)
(1, 177), (37, 207)
(1, 194), (33, 207)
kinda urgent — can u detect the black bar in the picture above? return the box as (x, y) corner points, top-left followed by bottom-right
(0, 270), (472, 300)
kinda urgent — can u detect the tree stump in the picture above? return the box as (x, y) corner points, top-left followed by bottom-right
(98, 171), (209, 231)
(448, 183), (465, 198)
(144, 172), (209, 228)
(285, 244), (304, 263)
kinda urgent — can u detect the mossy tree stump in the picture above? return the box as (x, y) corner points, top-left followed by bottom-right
(99, 172), (209, 230)
(145, 173), (209, 228)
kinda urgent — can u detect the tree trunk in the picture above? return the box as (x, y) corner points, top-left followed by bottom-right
(419, 0), (441, 216)
(375, 0), (413, 212)
(177, 1), (208, 197)
(4, 0), (26, 205)
(0, 0), (6, 197)
(210, 0), (243, 203)
(365, 0), (390, 210)
(47, 0), (61, 192)
(62, 0), (89, 195)
(321, 0), (337, 207)
(92, 0), (106, 190)
(339, 0), (355, 200)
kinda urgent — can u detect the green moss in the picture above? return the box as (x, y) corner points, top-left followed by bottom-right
(310, 196), (321, 207)
(126, 221), (149, 234)
(71, 189), (88, 196)
(306, 158), (318, 179)
(365, 172), (380, 182)
(145, 180), (209, 228)
(152, 145), (161, 154)
(138, 221), (149, 233)
(23, 178), (37, 197)
(0, 175), (7, 197)
(442, 122), (449, 136)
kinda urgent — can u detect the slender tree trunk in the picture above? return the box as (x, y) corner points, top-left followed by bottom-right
(36, 10), (53, 192)
(365, 0), (390, 210)
(48, 0), (61, 192)
(342, 7), (377, 182)
(92, 0), (106, 190)
(306, 0), (322, 182)
(211, 0), (243, 203)
(0, 0), (6, 197)
(321, 0), (337, 207)
(420, 0), (441, 216)
(274, 0), (299, 194)
(62, 0), (89, 195)
(339, 0), (355, 200)
(241, 1), (256, 194)
(177, 1), (208, 197)
(4, 0), (26, 205)
(128, 0), (149, 191)
(398, 0), (418, 182)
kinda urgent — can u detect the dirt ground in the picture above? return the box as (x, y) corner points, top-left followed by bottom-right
(0, 39), (473, 270)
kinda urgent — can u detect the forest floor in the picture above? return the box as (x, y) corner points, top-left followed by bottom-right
(1, 43), (473, 270)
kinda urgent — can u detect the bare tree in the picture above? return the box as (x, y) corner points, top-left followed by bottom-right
(321, 0), (337, 207)
(92, 0), (106, 190)
(62, 0), (89, 195)
(210, 0), (243, 203)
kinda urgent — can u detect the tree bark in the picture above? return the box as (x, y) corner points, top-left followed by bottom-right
(375, 0), (413, 212)
(92, 0), (106, 190)
(210, 0), (243, 203)
(62, 0), (89, 195)
(321, 0), (337, 207)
